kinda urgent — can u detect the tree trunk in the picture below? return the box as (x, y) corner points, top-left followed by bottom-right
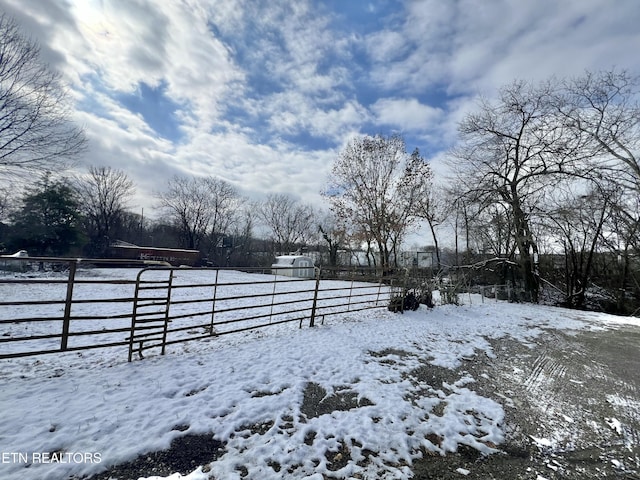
(426, 218), (441, 269)
(511, 199), (539, 302)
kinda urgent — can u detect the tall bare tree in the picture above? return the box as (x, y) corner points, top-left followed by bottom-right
(75, 166), (135, 256)
(156, 175), (241, 251)
(257, 193), (315, 255)
(452, 79), (593, 301)
(550, 69), (640, 309)
(205, 178), (245, 264)
(325, 134), (432, 269)
(0, 14), (86, 178)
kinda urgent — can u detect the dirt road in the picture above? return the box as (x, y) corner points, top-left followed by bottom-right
(411, 324), (640, 479)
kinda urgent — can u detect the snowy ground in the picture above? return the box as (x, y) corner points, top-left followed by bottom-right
(1, 269), (639, 480)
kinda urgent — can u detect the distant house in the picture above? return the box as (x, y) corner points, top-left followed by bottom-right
(108, 241), (201, 266)
(271, 255), (315, 278)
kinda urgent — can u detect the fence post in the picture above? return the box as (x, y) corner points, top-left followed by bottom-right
(269, 270), (278, 323)
(376, 275), (384, 306)
(60, 260), (77, 351)
(128, 269), (144, 362)
(400, 269), (408, 312)
(347, 269), (355, 311)
(309, 267), (321, 327)
(209, 269), (220, 334)
(160, 269), (174, 355)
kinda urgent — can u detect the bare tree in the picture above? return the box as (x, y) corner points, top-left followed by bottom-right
(205, 178), (245, 264)
(415, 184), (447, 268)
(318, 210), (348, 267)
(559, 70), (640, 192)
(468, 203), (517, 260)
(75, 166), (135, 256)
(156, 175), (241, 251)
(604, 190), (640, 313)
(0, 14), (86, 178)
(325, 134), (432, 269)
(443, 191), (473, 267)
(257, 193), (315, 254)
(225, 206), (255, 267)
(452, 79), (593, 301)
(543, 184), (612, 309)
(549, 69), (640, 309)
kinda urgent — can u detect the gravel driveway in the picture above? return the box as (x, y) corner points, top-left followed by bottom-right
(410, 323), (640, 479)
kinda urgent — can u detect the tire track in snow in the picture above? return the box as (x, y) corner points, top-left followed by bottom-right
(523, 351), (567, 395)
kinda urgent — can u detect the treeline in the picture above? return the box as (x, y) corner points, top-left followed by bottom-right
(441, 70), (640, 314)
(0, 168), (324, 268)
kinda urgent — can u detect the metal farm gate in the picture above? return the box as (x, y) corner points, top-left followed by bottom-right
(128, 269), (174, 361)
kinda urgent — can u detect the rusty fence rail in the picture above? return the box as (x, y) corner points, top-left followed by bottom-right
(0, 258), (404, 362)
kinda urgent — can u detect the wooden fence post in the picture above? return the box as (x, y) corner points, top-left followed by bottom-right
(60, 260), (77, 351)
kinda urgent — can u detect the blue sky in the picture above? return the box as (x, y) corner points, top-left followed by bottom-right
(2, 0), (640, 221)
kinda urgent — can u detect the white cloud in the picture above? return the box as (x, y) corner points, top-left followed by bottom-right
(365, 0), (640, 97)
(1, 0), (639, 221)
(309, 101), (371, 139)
(259, 90), (369, 143)
(364, 29), (409, 64)
(171, 128), (335, 205)
(23, 0), (242, 137)
(371, 97), (443, 132)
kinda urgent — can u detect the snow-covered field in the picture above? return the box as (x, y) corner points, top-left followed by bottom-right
(1, 268), (638, 480)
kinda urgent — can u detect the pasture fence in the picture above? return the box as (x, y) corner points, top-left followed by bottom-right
(0, 258), (408, 362)
(0, 257), (517, 362)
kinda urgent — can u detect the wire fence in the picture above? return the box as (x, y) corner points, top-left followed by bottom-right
(0, 258), (405, 362)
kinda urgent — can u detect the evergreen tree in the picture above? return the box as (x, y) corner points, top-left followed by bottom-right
(8, 175), (84, 255)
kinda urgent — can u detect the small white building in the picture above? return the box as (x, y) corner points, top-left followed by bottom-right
(271, 255), (315, 278)
(398, 249), (435, 268)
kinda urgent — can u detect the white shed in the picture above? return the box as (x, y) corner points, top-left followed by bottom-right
(271, 255), (315, 278)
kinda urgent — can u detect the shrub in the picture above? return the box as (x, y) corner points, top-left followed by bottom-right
(388, 292), (420, 313)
